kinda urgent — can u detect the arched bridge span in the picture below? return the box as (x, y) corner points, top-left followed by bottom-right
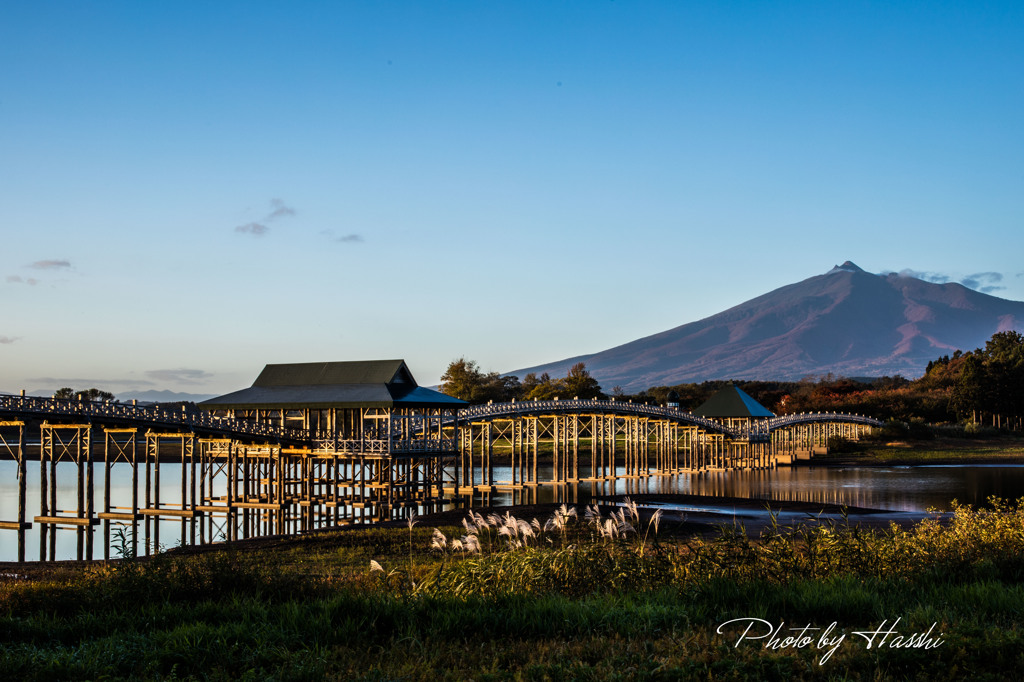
(458, 399), (733, 435)
(768, 412), (884, 430)
(451, 400), (884, 495)
(458, 399), (883, 438)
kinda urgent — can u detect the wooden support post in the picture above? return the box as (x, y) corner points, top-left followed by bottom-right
(0, 422), (29, 562)
(84, 424), (94, 560)
(277, 448), (286, 535)
(154, 434), (162, 550)
(17, 423), (26, 562)
(486, 421), (493, 490)
(228, 443), (238, 542)
(189, 436), (197, 546)
(180, 436), (188, 546)
(530, 418), (538, 486)
(572, 414), (579, 483)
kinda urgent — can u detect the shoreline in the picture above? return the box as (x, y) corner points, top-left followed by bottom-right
(0, 492), (942, 575)
(805, 456), (1024, 467)
(400, 492), (939, 539)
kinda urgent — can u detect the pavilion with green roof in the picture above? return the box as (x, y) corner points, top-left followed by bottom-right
(199, 360), (465, 521)
(200, 359), (464, 453)
(689, 384), (776, 468)
(692, 384), (774, 432)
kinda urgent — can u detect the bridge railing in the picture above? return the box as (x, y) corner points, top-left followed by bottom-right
(455, 400), (883, 439)
(768, 412), (884, 429)
(1, 393), (882, 447)
(457, 399), (733, 433)
(0, 394), (304, 442)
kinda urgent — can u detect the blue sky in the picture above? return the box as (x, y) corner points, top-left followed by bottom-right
(2, 1), (1022, 397)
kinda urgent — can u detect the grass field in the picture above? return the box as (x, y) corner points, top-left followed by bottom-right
(817, 434), (1024, 466)
(3, 497), (1024, 680)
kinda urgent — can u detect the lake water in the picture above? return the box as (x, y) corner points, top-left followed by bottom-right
(3, 460), (1024, 562)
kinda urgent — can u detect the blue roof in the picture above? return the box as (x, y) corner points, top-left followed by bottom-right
(692, 385), (775, 418)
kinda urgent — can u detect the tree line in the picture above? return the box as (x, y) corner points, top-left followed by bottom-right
(439, 358), (604, 403)
(947, 330), (1024, 428)
(53, 387), (118, 402)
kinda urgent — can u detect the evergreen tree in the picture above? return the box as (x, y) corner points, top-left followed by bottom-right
(53, 387), (116, 402)
(563, 362), (605, 399)
(439, 358), (521, 404)
(439, 358), (484, 402)
(951, 354), (985, 423)
(75, 388), (117, 402)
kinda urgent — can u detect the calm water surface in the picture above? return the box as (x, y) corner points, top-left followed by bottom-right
(3, 461), (1024, 562)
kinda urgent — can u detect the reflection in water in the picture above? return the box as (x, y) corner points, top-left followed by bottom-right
(0, 461), (194, 563)
(2, 461), (1023, 562)
(480, 464), (1024, 513)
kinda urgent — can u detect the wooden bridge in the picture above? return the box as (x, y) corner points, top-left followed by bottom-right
(0, 367), (882, 563)
(452, 398), (882, 497)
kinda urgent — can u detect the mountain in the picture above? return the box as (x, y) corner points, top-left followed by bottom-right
(510, 262), (1024, 392)
(116, 389), (218, 404)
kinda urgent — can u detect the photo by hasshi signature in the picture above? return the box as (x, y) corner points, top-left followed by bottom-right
(718, 617), (944, 665)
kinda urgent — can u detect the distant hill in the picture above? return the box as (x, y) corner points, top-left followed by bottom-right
(510, 262), (1024, 392)
(10, 388), (218, 403)
(116, 389), (217, 404)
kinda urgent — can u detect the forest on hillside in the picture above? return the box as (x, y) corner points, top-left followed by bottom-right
(441, 331), (1024, 430)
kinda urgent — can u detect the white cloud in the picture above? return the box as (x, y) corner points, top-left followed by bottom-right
(267, 198), (296, 220)
(321, 229), (365, 243)
(897, 269), (950, 284)
(234, 199), (297, 237)
(235, 222), (268, 236)
(31, 259), (71, 270)
(28, 377), (155, 391)
(145, 368), (215, 385)
(960, 272), (1004, 293)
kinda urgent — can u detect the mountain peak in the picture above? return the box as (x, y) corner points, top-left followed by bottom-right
(510, 262), (1024, 390)
(827, 261), (866, 274)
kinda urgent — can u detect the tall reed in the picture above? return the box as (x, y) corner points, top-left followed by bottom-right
(410, 497), (1024, 598)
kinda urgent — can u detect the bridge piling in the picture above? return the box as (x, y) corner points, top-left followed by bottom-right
(0, 421), (27, 561)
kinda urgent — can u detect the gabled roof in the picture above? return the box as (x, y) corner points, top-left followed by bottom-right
(199, 360), (465, 410)
(692, 385), (775, 418)
(252, 360), (415, 387)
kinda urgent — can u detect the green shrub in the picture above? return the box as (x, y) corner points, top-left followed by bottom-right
(964, 421), (1001, 437)
(907, 418), (936, 440)
(825, 435), (856, 452)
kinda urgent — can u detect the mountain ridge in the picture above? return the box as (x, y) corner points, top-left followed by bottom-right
(509, 262), (1024, 392)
